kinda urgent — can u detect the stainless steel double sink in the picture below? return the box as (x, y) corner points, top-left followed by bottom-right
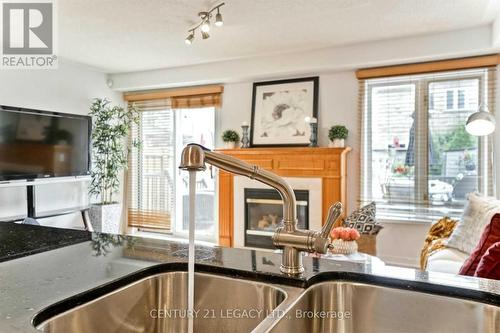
(34, 271), (500, 333)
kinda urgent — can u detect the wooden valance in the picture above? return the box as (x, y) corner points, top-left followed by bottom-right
(124, 85), (224, 107)
(356, 54), (500, 79)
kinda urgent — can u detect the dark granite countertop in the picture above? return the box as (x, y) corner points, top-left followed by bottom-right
(0, 223), (91, 263)
(0, 223), (499, 332)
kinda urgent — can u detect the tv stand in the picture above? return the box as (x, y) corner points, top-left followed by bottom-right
(24, 183), (92, 230)
(0, 177), (92, 230)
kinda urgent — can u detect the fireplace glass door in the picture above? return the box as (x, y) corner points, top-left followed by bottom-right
(244, 188), (309, 249)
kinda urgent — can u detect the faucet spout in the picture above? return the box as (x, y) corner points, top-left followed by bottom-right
(179, 144), (207, 171)
(179, 144), (297, 225)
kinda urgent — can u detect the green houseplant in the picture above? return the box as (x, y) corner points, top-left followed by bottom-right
(328, 125), (348, 148)
(222, 129), (240, 149)
(88, 98), (140, 233)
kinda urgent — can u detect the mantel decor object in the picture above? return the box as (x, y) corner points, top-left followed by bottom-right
(241, 121), (250, 148)
(250, 77), (319, 147)
(305, 116), (318, 147)
(222, 129), (240, 149)
(329, 125), (348, 148)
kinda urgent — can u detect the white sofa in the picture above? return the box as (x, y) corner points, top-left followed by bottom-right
(426, 248), (468, 274)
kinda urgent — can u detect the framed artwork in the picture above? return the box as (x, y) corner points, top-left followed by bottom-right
(250, 76), (318, 147)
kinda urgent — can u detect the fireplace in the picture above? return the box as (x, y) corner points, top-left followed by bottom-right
(244, 188), (309, 249)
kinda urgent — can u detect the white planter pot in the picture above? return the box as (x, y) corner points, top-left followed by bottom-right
(329, 239), (358, 254)
(329, 139), (345, 148)
(224, 141), (236, 149)
(89, 203), (122, 234)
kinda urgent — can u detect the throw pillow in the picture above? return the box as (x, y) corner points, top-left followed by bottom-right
(343, 202), (383, 235)
(459, 213), (500, 276)
(474, 242), (500, 280)
(447, 193), (500, 254)
(420, 217), (458, 270)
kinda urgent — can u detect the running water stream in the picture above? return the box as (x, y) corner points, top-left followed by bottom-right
(187, 170), (196, 333)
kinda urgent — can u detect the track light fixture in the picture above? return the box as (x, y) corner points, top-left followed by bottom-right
(184, 2), (225, 45)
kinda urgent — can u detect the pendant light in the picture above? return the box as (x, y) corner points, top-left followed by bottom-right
(465, 105), (496, 136)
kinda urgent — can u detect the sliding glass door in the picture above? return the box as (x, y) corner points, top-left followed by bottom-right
(128, 102), (216, 242)
(174, 107), (216, 242)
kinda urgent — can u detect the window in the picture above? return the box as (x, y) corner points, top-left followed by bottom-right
(360, 68), (495, 221)
(126, 88), (221, 242)
(458, 89), (465, 109)
(446, 90), (454, 109)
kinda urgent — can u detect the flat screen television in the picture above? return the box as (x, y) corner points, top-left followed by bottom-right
(0, 105), (91, 181)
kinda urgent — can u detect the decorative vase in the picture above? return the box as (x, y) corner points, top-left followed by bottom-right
(330, 139), (345, 148)
(89, 203), (122, 234)
(330, 239), (358, 254)
(241, 125), (250, 148)
(308, 123), (318, 147)
(224, 141), (236, 149)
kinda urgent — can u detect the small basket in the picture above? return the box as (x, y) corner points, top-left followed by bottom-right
(329, 239), (358, 255)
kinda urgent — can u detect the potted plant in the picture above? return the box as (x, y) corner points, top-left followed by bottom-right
(88, 98), (140, 234)
(222, 129), (240, 149)
(329, 227), (360, 254)
(328, 125), (348, 148)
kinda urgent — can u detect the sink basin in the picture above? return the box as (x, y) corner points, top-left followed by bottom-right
(270, 282), (500, 333)
(268, 281), (500, 333)
(34, 270), (500, 333)
(34, 271), (292, 333)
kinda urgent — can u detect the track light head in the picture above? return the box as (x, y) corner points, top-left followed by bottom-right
(185, 31), (194, 45)
(215, 11), (223, 27)
(200, 17), (210, 32)
(201, 30), (210, 39)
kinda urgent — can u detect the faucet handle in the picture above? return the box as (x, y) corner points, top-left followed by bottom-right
(320, 202), (343, 239)
(312, 202), (343, 254)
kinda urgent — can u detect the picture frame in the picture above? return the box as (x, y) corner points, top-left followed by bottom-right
(250, 76), (319, 147)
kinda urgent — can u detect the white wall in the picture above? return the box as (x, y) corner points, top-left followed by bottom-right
(0, 60), (122, 223)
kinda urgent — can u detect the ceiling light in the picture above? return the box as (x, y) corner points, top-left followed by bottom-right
(184, 2), (225, 45)
(215, 9), (223, 27)
(200, 19), (210, 33)
(185, 31), (194, 45)
(466, 107), (496, 136)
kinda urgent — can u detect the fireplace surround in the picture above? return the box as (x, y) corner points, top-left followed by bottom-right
(217, 147), (351, 247)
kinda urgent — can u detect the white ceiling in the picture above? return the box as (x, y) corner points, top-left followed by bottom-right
(59, 0), (500, 73)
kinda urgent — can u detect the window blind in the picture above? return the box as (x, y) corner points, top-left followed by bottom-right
(127, 98), (175, 230)
(359, 67), (496, 222)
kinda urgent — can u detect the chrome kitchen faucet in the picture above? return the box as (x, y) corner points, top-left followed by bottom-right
(179, 143), (343, 274)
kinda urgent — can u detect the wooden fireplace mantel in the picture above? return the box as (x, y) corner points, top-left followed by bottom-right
(216, 147), (351, 247)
